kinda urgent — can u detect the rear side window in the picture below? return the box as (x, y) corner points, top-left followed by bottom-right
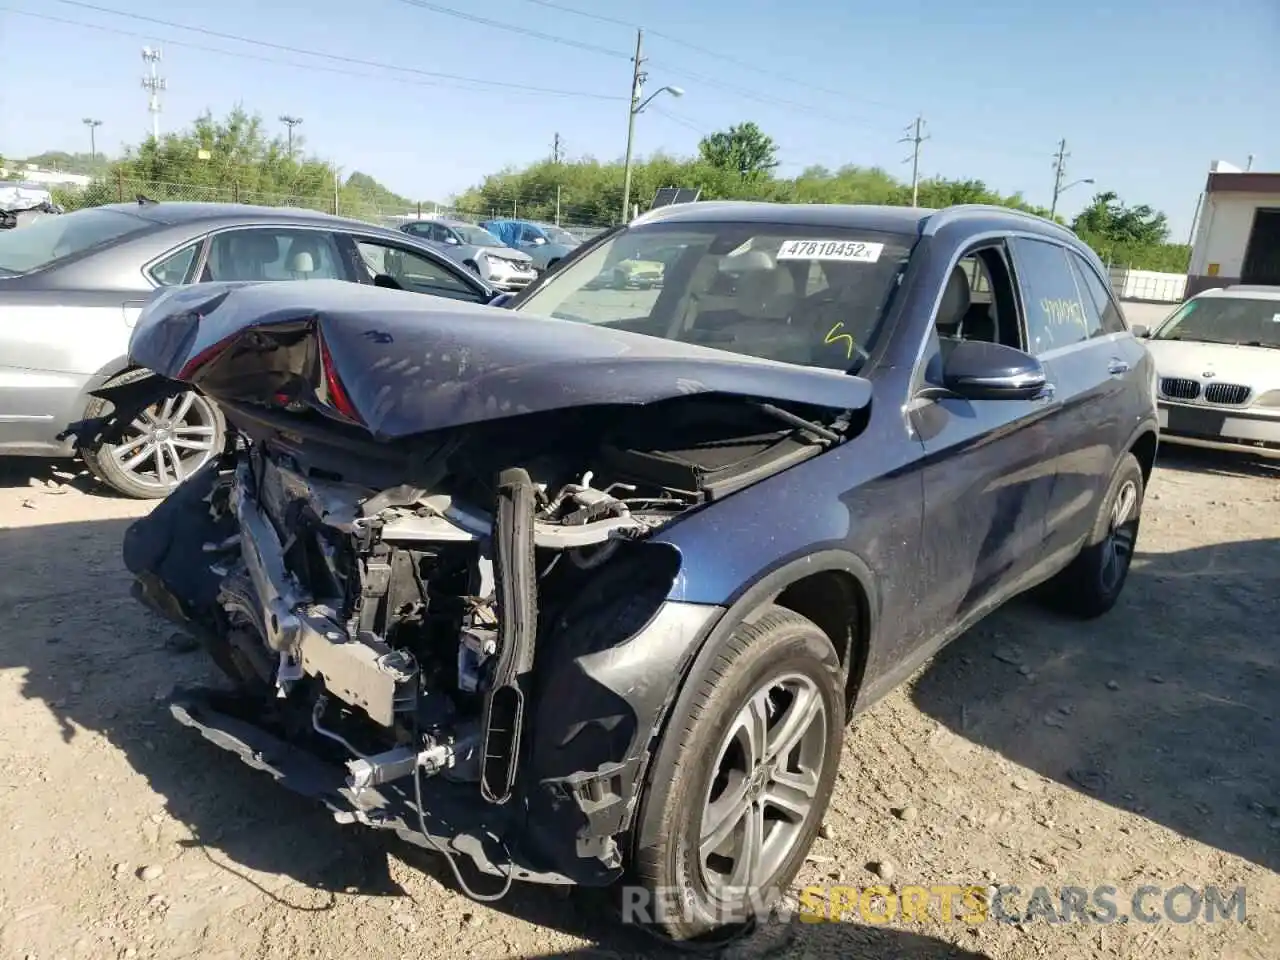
(202, 228), (344, 282)
(148, 242), (200, 286)
(1068, 251), (1127, 335)
(0, 207), (150, 275)
(1009, 237), (1092, 354)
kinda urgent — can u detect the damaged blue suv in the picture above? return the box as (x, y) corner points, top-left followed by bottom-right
(77, 200), (1158, 944)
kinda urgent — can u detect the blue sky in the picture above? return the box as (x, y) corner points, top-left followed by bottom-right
(2, 0), (1277, 236)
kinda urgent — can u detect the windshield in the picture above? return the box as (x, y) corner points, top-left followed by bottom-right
(0, 206), (150, 276)
(1154, 295), (1280, 348)
(513, 221), (915, 371)
(454, 224), (504, 246)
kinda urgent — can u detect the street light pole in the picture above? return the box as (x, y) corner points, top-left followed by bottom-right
(620, 29), (645, 223)
(619, 30), (686, 223)
(82, 118), (103, 162)
(279, 115), (303, 158)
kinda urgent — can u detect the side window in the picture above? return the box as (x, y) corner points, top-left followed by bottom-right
(1068, 251), (1127, 335)
(202, 229), (343, 282)
(148, 242), (200, 286)
(1009, 237), (1091, 354)
(936, 246), (1023, 350)
(353, 239), (483, 301)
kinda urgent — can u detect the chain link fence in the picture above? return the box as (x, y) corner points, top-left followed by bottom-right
(47, 174), (614, 244)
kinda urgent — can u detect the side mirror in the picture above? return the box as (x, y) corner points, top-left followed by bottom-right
(1130, 324), (1150, 338)
(488, 291), (515, 308)
(445, 236), (460, 245)
(940, 340), (1047, 401)
(531, 236), (547, 246)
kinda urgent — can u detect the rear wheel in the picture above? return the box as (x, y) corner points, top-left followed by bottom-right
(1041, 452), (1144, 618)
(81, 369), (225, 500)
(629, 605), (845, 942)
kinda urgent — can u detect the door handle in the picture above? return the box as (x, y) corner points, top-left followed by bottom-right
(1107, 358), (1131, 375)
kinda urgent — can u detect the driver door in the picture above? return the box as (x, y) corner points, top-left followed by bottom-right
(908, 243), (1059, 645)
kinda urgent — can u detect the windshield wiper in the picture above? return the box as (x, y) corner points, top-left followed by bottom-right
(754, 402), (843, 444)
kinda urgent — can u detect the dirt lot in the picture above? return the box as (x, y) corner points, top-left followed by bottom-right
(1, 447), (1277, 960)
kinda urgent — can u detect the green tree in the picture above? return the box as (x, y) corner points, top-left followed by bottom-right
(1071, 190), (1188, 271)
(697, 122), (778, 180)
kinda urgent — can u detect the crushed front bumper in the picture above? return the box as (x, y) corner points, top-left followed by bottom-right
(167, 685), (577, 885)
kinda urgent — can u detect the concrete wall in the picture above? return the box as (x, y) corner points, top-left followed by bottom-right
(1187, 190), (1280, 295)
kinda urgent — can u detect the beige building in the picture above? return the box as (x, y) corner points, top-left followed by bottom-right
(1187, 162), (1280, 297)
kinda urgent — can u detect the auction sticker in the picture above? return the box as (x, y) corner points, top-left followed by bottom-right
(777, 239), (884, 262)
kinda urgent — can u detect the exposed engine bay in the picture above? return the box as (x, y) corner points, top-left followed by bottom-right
(120, 389), (852, 886)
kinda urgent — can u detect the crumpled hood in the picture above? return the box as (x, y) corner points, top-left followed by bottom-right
(126, 279), (873, 440)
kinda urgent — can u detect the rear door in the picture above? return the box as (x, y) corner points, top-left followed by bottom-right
(1007, 237), (1135, 560)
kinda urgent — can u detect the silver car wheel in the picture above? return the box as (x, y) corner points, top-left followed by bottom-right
(1100, 478), (1139, 591)
(103, 390), (219, 492)
(698, 672), (828, 899)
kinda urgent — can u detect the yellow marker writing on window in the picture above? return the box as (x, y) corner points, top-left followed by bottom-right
(824, 322), (855, 360)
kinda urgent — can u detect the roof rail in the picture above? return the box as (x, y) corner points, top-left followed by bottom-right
(922, 203), (1077, 239)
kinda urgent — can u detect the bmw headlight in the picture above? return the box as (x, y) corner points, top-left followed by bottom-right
(1254, 389), (1280, 409)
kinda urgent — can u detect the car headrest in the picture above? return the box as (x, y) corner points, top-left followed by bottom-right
(936, 265), (971, 335)
(230, 232), (280, 264)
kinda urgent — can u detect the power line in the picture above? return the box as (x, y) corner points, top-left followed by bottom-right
(391, 0), (627, 60)
(29, 2), (622, 100)
(649, 105), (707, 137)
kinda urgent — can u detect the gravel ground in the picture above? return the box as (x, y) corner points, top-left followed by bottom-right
(0, 446), (1276, 960)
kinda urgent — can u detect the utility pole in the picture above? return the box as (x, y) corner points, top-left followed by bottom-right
(620, 28), (645, 223)
(552, 132), (563, 164)
(898, 115), (929, 207)
(1050, 138), (1069, 218)
(141, 47), (165, 141)
(1245, 153), (1255, 172)
(555, 185), (562, 226)
(82, 118), (103, 163)
(279, 115), (303, 158)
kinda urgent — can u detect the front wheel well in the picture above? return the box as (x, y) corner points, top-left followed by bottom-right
(1129, 429), (1158, 482)
(773, 569), (870, 711)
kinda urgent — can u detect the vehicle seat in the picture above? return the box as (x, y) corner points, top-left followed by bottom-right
(224, 232), (281, 281)
(935, 265), (971, 337)
(961, 301), (998, 342)
(285, 234), (336, 280)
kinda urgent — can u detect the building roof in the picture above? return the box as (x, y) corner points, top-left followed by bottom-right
(1205, 171), (1280, 194)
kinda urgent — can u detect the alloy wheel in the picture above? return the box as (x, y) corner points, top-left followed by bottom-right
(1100, 478), (1139, 591)
(698, 672), (828, 898)
(102, 390), (219, 493)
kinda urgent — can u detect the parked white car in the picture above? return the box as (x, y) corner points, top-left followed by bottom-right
(1143, 285), (1280, 456)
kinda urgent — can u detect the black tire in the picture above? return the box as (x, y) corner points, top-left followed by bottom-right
(1042, 452), (1145, 619)
(629, 604), (845, 943)
(81, 368), (226, 500)
(546, 258), (561, 271)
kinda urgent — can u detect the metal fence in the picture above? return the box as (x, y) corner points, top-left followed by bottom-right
(48, 175), (614, 243)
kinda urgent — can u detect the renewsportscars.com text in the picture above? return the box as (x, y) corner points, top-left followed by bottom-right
(618, 883), (1247, 927)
